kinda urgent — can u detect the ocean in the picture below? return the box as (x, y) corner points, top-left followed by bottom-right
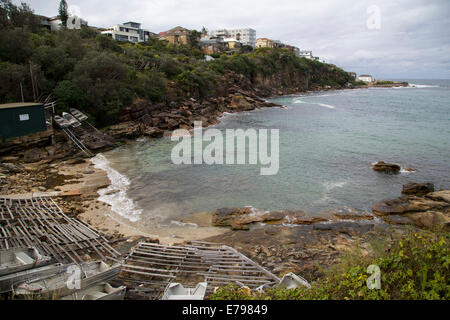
(92, 80), (450, 233)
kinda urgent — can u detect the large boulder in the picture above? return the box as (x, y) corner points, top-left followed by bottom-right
(139, 114), (153, 127)
(372, 161), (401, 174)
(212, 207), (253, 228)
(373, 198), (410, 216)
(427, 190), (450, 203)
(373, 196), (449, 216)
(405, 211), (450, 230)
(0, 162), (24, 173)
(142, 126), (164, 138)
(402, 183), (434, 196)
(24, 148), (48, 163)
(212, 208), (326, 230)
(230, 95), (255, 111)
(373, 189), (450, 230)
(81, 132), (115, 150)
(105, 121), (141, 139)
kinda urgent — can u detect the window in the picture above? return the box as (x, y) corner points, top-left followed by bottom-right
(115, 34), (129, 41)
(19, 114), (29, 121)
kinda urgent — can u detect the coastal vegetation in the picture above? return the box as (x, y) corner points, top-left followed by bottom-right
(375, 80), (395, 85)
(210, 229), (450, 300)
(0, 0), (354, 127)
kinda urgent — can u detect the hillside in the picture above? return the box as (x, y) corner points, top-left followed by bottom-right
(0, 3), (355, 129)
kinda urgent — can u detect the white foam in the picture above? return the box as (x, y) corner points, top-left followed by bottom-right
(400, 168), (417, 174)
(318, 103), (336, 109)
(324, 181), (348, 190)
(293, 98), (336, 109)
(91, 154), (143, 222)
(170, 220), (198, 228)
(408, 84), (439, 88)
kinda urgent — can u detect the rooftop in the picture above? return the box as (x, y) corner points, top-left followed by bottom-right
(0, 102), (43, 110)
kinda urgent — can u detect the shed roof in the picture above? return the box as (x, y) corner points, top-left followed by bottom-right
(0, 103), (43, 110)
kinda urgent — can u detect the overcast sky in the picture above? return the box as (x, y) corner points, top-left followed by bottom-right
(18, 0), (450, 79)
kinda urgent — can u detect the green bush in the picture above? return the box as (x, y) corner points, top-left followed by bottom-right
(0, 2), (360, 127)
(132, 71), (167, 101)
(209, 230), (450, 300)
(53, 80), (85, 113)
(0, 61), (29, 103)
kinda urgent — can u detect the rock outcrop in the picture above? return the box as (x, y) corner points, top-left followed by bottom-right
(373, 189), (450, 230)
(372, 161), (401, 174)
(402, 183), (434, 196)
(211, 207), (374, 230)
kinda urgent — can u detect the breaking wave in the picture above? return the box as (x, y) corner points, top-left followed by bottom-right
(318, 103), (336, 109)
(408, 84), (440, 88)
(323, 181), (348, 191)
(293, 98), (336, 109)
(91, 154), (143, 222)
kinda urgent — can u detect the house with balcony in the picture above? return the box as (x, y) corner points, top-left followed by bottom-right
(159, 26), (192, 45)
(299, 50), (314, 59)
(101, 22), (153, 43)
(39, 15), (88, 31)
(358, 75), (374, 83)
(284, 45), (301, 57)
(256, 38), (282, 48)
(209, 28), (256, 47)
(200, 37), (225, 54)
(223, 38), (242, 51)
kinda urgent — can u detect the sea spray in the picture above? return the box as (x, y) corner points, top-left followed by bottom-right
(91, 154), (143, 222)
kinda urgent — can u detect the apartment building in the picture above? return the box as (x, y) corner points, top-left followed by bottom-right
(101, 22), (152, 43)
(210, 28), (256, 47)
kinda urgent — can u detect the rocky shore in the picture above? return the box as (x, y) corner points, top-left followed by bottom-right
(3, 81), (448, 280)
(2, 144), (449, 280)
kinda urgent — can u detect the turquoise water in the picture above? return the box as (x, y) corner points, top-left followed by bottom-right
(102, 80), (450, 222)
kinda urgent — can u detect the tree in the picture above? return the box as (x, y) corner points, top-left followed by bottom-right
(0, 0), (10, 28)
(0, 28), (33, 64)
(0, 0), (40, 31)
(58, 0), (68, 27)
(188, 30), (202, 49)
(0, 62), (28, 103)
(53, 80), (85, 112)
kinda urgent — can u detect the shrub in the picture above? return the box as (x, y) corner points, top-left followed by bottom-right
(209, 230), (450, 300)
(53, 80), (85, 113)
(133, 71), (167, 101)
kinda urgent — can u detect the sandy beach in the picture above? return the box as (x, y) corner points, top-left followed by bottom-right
(41, 157), (229, 245)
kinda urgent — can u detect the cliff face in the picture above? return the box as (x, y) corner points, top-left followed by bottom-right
(252, 68), (310, 96)
(211, 62), (350, 99)
(0, 51), (353, 163)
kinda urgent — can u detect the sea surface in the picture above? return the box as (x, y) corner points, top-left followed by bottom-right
(93, 79), (450, 230)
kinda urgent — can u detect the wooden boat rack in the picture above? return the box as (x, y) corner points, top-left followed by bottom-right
(120, 240), (280, 299)
(0, 196), (120, 264)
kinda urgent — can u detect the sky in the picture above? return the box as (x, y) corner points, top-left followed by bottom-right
(17, 0), (450, 79)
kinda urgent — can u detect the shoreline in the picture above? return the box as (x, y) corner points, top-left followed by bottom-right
(2, 83), (447, 249)
(1, 84), (449, 278)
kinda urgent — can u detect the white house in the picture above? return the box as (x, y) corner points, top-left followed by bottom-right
(101, 21), (152, 43)
(299, 50), (313, 59)
(358, 75), (374, 83)
(44, 15), (88, 31)
(209, 28), (256, 47)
